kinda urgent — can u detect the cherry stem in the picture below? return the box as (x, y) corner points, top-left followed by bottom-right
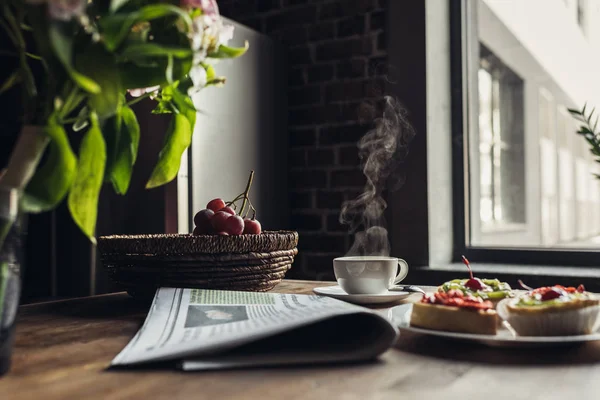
(461, 255), (473, 280)
(518, 280), (534, 291)
(239, 170), (254, 218)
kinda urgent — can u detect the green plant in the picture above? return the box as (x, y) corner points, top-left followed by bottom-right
(569, 104), (600, 179)
(0, 0), (247, 245)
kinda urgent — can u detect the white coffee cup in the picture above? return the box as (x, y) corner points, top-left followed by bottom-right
(333, 256), (409, 295)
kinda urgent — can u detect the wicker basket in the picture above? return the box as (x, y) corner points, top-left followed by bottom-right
(98, 231), (298, 299)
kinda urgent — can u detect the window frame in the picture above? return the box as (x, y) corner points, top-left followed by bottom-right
(450, 0), (600, 266)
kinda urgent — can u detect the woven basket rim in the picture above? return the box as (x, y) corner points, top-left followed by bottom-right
(98, 231), (297, 241)
(98, 231), (298, 255)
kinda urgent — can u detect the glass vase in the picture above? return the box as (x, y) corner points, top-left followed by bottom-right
(0, 187), (23, 376)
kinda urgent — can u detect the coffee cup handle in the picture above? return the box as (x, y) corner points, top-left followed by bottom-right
(393, 259), (409, 285)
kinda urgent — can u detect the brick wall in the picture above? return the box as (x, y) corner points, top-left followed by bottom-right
(219, 0), (389, 280)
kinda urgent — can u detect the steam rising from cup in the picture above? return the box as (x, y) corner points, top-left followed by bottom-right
(340, 96), (415, 256)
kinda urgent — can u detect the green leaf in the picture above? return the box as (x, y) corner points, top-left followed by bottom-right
(110, 0), (130, 12)
(75, 44), (122, 119)
(68, 113), (107, 242)
(171, 87), (197, 128)
(73, 106), (89, 132)
(100, 5), (193, 52)
(568, 108), (582, 115)
(119, 57), (192, 89)
(108, 105), (140, 194)
(22, 114), (77, 213)
(207, 42), (249, 59)
(0, 70), (21, 95)
(146, 112), (192, 189)
(49, 24), (101, 94)
(119, 43), (193, 60)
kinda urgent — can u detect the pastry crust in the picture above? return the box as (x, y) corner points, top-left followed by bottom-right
(506, 298), (599, 314)
(410, 302), (498, 335)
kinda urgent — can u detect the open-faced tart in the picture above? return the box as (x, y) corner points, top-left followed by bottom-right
(438, 256), (513, 305)
(410, 289), (498, 335)
(497, 284), (600, 336)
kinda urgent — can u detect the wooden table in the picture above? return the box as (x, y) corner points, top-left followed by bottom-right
(1, 280), (599, 399)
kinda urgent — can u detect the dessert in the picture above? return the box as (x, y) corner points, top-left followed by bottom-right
(438, 256), (513, 304)
(192, 171), (262, 236)
(497, 284), (600, 336)
(410, 290), (498, 335)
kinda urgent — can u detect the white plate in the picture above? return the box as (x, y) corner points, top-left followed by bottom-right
(313, 285), (411, 305)
(391, 303), (600, 347)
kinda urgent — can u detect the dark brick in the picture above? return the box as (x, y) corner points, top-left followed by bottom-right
(307, 64), (335, 83)
(330, 168), (365, 187)
(319, 0), (377, 20)
(291, 213), (323, 231)
(290, 191), (314, 209)
(339, 145), (360, 166)
(288, 46), (312, 65)
(289, 128), (317, 146)
(299, 234), (346, 253)
(306, 148), (335, 166)
(324, 102), (363, 122)
(337, 59), (366, 78)
(266, 5), (317, 31)
(338, 16), (365, 37)
(278, 26), (308, 46)
(238, 17), (263, 32)
(288, 67), (306, 86)
(364, 78), (385, 98)
(317, 190), (344, 209)
(290, 148), (306, 167)
(316, 38), (372, 61)
(319, 124), (367, 145)
(309, 22), (336, 41)
(219, 0), (258, 16)
(343, 189), (365, 202)
(325, 81), (365, 102)
(304, 254), (339, 278)
(289, 106), (327, 125)
(327, 214), (348, 232)
(368, 56), (387, 76)
(370, 10), (385, 30)
(377, 31), (386, 51)
(257, 0), (280, 12)
(283, 0), (311, 5)
(289, 85), (322, 106)
(290, 170), (328, 188)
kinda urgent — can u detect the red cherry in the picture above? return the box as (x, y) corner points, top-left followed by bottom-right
(225, 215), (245, 235)
(541, 288), (564, 301)
(243, 219), (262, 234)
(207, 198), (226, 213)
(192, 226), (202, 236)
(217, 231), (229, 236)
(211, 211), (231, 232)
(193, 209), (214, 227)
(465, 278), (484, 291)
(220, 206), (236, 215)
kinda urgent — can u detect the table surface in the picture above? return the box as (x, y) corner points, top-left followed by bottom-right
(1, 280), (599, 400)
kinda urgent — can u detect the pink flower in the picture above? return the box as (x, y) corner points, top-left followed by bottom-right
(128, 86), (160, 98)
(181, 0), (220, 21)
(27, 0), (86, 21)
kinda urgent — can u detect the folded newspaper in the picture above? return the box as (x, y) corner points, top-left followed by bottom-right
(111, 287), (399, 371)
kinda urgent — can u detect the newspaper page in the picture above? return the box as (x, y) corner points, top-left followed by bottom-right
(111, 288), (398, 370)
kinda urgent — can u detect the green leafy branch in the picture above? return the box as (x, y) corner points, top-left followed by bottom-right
(568, 104), (600, 179)
(0, 0), (248, 245)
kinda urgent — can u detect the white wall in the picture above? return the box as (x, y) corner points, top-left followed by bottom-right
(483, 0), (600, 107)
(179, 21), (289, 232)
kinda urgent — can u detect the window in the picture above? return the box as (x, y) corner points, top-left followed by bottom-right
(454, 0), (600, 262)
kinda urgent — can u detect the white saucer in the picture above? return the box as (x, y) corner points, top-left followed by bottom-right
(313, 285), (411, 305)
